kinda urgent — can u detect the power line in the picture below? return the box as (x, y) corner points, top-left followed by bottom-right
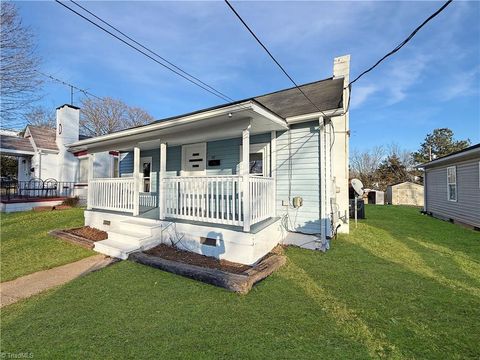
(55, 0), (233, 103)
(224, 0), (327, 117)
(69, 0), (234, 103)
(348, 0), (453, 87)
(35, 70), (103, 103)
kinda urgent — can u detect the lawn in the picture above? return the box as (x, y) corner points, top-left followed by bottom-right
(0, 208), (94, 282)
(1, 206), (479, 359)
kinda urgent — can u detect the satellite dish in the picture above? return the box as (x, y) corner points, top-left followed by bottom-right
(351, 178), (364, 196)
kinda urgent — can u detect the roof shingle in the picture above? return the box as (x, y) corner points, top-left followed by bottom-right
(27, 126), (58, 151)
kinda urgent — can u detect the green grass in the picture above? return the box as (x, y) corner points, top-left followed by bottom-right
(0, 208), (94, 282)
(1, 206), (479, 359)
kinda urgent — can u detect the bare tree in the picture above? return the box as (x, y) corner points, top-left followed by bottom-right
(350, 146), (385, 188)
(80, 97), (154, 136)
(0, 2), (42, 127)
(24, 105), (55, 128)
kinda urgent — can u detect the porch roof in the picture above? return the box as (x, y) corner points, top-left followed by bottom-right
(68, 101), (289, 152)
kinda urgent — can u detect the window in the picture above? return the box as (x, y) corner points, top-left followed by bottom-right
(447, 166), (457, 201)
(79, 157), (89, 183)
(141, 157), (152, 192)
(112, 156), (119, 178)
(249, 152), (263, 175)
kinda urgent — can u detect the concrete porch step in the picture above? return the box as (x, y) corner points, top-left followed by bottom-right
(117, 219), (162, 237)
(107, 229), (150, 245)
(94, 239), (140, 260)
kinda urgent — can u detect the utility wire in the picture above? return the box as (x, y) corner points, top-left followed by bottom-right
(35, 70), (103, 101)
(348, 0), (453, 87)
(55, 0), (233, 103)
(69, 0), (234, 103)
(224, 0), (329, 118)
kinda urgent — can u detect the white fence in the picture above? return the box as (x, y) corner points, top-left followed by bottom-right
(164, 175), (274, 227)
(88, 177), (135, 213)
(89, 175), (275, 227)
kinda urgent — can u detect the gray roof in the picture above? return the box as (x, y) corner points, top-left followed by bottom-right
(152, 77), (344, 125)
(0, 134), (34, 153)
(27, 126), (58, 151)
(254, 77), (344, 118)
(421, 143), (480, 168)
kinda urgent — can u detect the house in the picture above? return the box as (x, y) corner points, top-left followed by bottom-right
(68, 55), (351, 264)
(386, 181), (424, 206)
(421, 143), (480, 229)
(0, 104), (117, 212)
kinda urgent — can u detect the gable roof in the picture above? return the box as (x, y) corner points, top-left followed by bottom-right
(151, 77), (344, 125)
(26, 126), (58, 151)
(0, 134), (35, 154)
(254, 77), (344, 118)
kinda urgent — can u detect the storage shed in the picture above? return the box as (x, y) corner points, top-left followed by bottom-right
(386, 181), (424, 206)
(421, 144), (480, 229)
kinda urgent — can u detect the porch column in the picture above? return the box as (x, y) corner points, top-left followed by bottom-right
(271, 131), (277, 217)
(86, 153), (94, 210)
(242, 125), (251, 232)
(133, 146), (140, 216)
(159, 142), (167, 220)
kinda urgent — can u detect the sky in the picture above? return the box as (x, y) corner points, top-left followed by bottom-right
(14, 0), (480, 152)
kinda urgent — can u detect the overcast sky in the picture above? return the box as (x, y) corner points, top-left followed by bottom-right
(16, 1), (480, 151)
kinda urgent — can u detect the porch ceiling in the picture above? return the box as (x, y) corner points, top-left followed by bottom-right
(69, 101), (288, 153)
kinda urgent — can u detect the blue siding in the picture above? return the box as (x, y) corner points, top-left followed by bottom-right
(275, 121), (321, 234)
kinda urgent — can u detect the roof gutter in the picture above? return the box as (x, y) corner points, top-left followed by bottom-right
(418, 146), (480, 168)
(286, 107), (345, 124)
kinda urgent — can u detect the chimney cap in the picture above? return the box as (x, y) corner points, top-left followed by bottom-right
(56, 104), (80, 110)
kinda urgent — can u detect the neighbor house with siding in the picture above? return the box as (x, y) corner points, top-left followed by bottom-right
(421, 143), (480, 229)
(68, 55), (351, 264)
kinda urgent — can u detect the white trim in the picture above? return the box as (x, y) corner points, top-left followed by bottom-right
(159, 142), (167, 220)
(286, 108), (344, 124)
(446, 166), (457, 202)
(68, 101), (286, 149)
(0, 148), (35, 156)
(133, 147), (140, 216)
(239, 142), (270, 177)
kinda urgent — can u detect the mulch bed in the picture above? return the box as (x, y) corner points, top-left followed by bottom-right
(49, 226), (107, 249)
(65, 226), (108, 241)
(131, 244), (286, 294)
(145, 244), (252, 274)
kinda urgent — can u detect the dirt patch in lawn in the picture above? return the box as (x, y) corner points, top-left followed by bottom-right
(65, 226), (108, 241)
(145, 244), (252, 274)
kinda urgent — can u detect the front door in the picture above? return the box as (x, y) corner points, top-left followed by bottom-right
(181, 142), (206, 176)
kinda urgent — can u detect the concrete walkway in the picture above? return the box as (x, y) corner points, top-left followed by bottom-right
(0, 255), (116, 308)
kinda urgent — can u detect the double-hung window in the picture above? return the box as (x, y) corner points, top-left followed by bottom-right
(447, 166), (457, 201)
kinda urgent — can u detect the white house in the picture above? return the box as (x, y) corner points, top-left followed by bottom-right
(68, 55), (351, 264)
(0, 104), (117, 211)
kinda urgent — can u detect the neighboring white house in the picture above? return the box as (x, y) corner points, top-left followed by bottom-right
(421, 144), (480, 229)
(68, 55), (351, 264)
(0, 104), (118, 211)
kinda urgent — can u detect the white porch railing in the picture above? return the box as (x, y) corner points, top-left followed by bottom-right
(88, 177), (135, 213)
(88, 175), (275, 229)
(163, 175), (274, 227)
(164, 175), (243, 226)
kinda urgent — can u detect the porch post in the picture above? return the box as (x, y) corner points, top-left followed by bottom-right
(271, 131), (277, 217)
(133, 146), (140, 216)
(159, 142), (167, 220)
(242, 125), (251, 232)
(86, 153), (94, 210)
